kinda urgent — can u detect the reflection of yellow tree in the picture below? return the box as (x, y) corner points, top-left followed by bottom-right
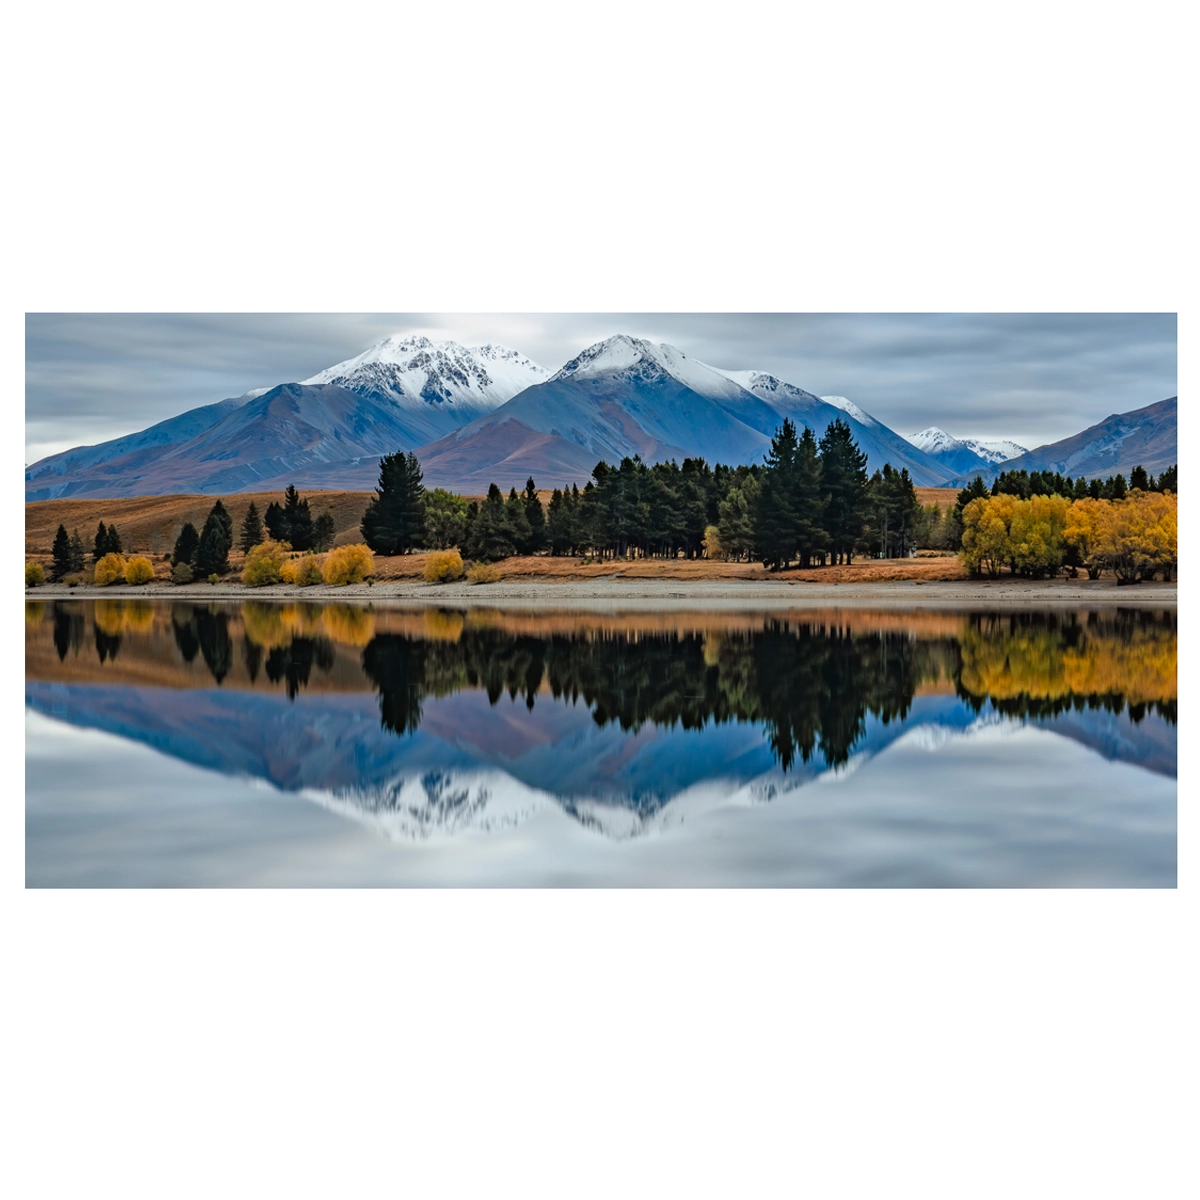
(241, 602), (331, 648)
(322, 604), (376, 646)
(422, 609), (465, 642)
(94, 599), (155, 635)
(958, 619), (1176, 707)
(25, 602), (46, 625)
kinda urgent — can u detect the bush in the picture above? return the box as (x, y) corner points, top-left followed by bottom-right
(280, 554), (325, 586)
(208, 574), (219, 585)
(124, 556), (155, 585)
(242, 540), (289, 587)
(323, 543), (374, 586)
(466, 562), (502, 585)
(172, 562), (194, 585)
(94, 553), (127, 586)
(424, 549), (464, 583)
(25, 562), (45, 587)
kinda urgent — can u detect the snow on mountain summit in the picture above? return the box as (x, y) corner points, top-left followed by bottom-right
(909, 427), (1027, 464)
(303, 334), (547, 413)
(550, 335), (750, 400)
(820, 396), (877, 427)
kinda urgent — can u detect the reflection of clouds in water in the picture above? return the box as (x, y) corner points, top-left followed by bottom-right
(26, 709), (1175, 887)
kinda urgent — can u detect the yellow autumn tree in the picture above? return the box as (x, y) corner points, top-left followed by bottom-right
(960, 494), (1019, 577)
(1007, 493), (1070, 578)
(1092, 491), (1178, 583)
(1064, 498), (1107, 579)
(423, 549), (463, 583)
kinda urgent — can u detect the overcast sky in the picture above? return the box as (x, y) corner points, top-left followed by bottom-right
(24, 313), (1176, 464)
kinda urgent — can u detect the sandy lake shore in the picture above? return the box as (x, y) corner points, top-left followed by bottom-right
(27, 576), (1177, 609)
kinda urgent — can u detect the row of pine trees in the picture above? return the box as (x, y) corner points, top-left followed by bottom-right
(357, 419), (931, 568)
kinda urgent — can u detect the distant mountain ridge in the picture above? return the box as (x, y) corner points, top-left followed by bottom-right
(943, 397), (1177, 487)
(907, 427), (1028, 478)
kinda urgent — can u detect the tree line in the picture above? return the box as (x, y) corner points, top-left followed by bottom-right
(358, 420), (948, 568)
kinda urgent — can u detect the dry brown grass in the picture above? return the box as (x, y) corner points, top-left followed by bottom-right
(25, 490), (375, 557)
(915, 487), (961, 512)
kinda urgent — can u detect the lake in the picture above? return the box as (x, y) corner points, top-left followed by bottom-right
(25, 599), (1176, 887)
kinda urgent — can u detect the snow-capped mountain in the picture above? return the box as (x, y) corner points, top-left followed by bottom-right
(907, 426), (1028, 480)
(821, 395), (878, 427)
(910, 427), (1026, 463)
(417, 336), (951, 492)
(303, 335), (546, 431)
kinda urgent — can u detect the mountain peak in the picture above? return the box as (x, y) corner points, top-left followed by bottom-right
(302, 335), (547, 415)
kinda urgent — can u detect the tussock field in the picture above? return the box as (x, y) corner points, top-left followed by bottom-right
(25, 490), (374, 557)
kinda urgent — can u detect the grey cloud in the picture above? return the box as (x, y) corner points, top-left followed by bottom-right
(25, 313), (1176, 462)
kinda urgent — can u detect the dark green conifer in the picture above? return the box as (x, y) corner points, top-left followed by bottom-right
(361, 452), (426, 555)
(51, 524), (71, 581)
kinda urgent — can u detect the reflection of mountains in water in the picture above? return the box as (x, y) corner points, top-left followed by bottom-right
(25, 677), (1174, 842)
(25, 605), (1176, 840)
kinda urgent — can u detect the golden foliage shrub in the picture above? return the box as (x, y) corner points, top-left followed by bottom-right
(94, 553), (127, 586)
(702, 525), (723, 560)
(242, 540), (288, 587)
(466, 563), (503, 585)
(172, 562), (194, 585)
(124, 556), (155, 585)
(424, 549), (464, 583)
(25, 562), (45, 587)
(323, 544), (374, 586)
(280, 554), (325, 586)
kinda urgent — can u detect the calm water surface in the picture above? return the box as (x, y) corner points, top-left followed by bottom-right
(25, 600), (1176, 886)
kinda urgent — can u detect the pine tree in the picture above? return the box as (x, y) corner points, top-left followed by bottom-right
(506, 487), (534, 554)
(93, 521), (108, 564)
(264, 501), (287, 542)
(194, 501), (232, 576)
(105, 525), (123, 555)
(1129, 465), (1149, 491)
(239, 501), (263, 552)
(281, 485), (313, 551)
(361, 452), (426, 555)
(172, 522), (200, 568)
(753, 419), (800, 569)
(1158, 464), (1177, 493)
(466, 484), (516, 561)
(312, 510), (336, 551)
(68, 529), (85, 573)
(817, 419), (869, 564)
(51, 524), (71, 582)
(522, 478), (546, 553)
(547, 488), (572, 555)
(792, 425), (827, 567)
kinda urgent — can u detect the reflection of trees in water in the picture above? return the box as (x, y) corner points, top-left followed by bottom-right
(954, 610), (1176, 724)
(170, 605), (234, 684)
(264, 638), (335, 701)
(360, 623), (946, 770)
(52, 603), (86, 662)
(94, 623), (120, 663)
